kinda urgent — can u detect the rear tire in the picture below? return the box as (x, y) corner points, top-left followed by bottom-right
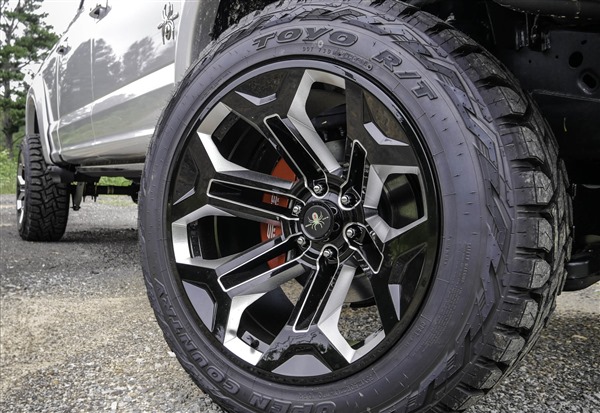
(139, 1), (572, 412)
(17, 134), (70, 241)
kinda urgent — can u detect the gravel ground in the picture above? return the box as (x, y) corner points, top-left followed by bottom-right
(1, 194), (598, 412)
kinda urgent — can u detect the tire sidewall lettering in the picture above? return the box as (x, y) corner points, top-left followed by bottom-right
(277, 28), (303, 43)
(253, 28), (357, 50)
(250, 391), (336, 413)
(329, 31), (358, 46)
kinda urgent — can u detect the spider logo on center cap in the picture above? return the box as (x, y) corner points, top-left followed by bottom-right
(306, 211), (328, 231)
(302, 204), (333, 240)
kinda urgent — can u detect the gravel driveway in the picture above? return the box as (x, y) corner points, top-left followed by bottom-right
(1, 194), (598, 412)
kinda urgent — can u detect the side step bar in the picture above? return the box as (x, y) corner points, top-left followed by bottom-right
(564, 249), (600, 291)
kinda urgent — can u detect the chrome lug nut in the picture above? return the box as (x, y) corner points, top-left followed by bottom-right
(345, 227), (357, 239)
(323, 248), (335, 259)
(341, 194), (352, 206)
(313, 184), (324, 195)
(297, 236), (307, 247)
(292, 204), (302, 216)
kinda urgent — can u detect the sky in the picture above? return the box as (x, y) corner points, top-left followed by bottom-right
(39, 0), (82, 36)
(10, 0), (81, 81)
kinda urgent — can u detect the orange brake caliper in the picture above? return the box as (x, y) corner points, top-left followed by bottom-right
(260, 159), (297, 269)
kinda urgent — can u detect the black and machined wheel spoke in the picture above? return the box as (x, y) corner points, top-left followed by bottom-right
(178, 262), (230, 342)
(170, 189), (210, 224)
(346, 224), (385, 274)
(340, 140), (367, 208)
(292, 253), (343, 331)
(263, 115), (329, 193)
(172, 129), (299, 224)
(390, 218), (433, 254)
(217, 234), (308, 296)
(177, 260), (219, 288)
(366, 211), (433, 252)
(208, 169), (298, 223)
(221, 68), (307, 124)
(177, 237), (308, 344)
(345, 81), (419, 168)
(179, 268), (255, 347)
(169, 130), (220, 222)
(369, 269), (404, 335)
(175, 233), (302, 290)
(256, 258), (355, 373)
(213, 169), (294, 194)
(256, 324), (350, 374)
(222, 68), (341, 177)
(186, 130), (218, 178)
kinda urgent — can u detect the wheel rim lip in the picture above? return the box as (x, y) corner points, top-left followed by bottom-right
(162, 58), (442, 383)
(16, 152), (26, 226)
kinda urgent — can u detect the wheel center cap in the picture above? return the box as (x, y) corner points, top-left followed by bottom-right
(301, 203), (334, 240)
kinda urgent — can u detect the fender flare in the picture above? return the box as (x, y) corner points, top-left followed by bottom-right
(174, 0), (221, 81)
(26, 76), (62, 165)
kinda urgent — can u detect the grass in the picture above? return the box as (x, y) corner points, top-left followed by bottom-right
(0, 150), (17, 195)
(98, 176), (132, 186)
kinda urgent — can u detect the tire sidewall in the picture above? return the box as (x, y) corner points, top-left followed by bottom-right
(141, 11), (500, 412)
(17, 139), (32, 236)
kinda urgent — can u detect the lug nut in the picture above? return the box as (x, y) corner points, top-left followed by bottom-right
(322, 248), (335, 259)
(292, 204), (302, 216)
(313, 184), (324, 195)
(341, 194), (352, 206)
(345, 227), (357, 239)
(296, 236), (307, 247)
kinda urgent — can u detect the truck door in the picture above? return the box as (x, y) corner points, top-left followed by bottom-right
(54, 2), (96, 163)
(90, 0), (180, 163)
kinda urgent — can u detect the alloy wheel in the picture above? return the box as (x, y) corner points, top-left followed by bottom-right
(166, 62), (440, 382)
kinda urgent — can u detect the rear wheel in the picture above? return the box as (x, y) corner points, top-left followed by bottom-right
(139, 1), (571, 411)
(17, 133), (70, 241)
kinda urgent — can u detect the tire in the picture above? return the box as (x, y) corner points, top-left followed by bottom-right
(139, 1), (572, 412)
(17, 134), (70, 241)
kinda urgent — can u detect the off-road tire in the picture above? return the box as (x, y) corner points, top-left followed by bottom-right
(17, 134), (70, 241)
(139, 1), (572, 412)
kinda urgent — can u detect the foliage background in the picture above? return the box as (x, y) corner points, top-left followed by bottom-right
(1, 0), (57, 193)
(0, 148), (16, 193)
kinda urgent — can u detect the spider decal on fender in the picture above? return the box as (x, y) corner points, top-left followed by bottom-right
(157, 3), (179, 44)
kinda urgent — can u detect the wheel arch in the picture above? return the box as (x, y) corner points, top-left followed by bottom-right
(25, 79), (57, 166)
(174, 0), (220, 80)
(174, 0), (275, 80)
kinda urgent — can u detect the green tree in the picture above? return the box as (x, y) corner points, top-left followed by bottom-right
(0, 0), (57, 157)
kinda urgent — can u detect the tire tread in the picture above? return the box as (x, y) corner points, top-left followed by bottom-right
(18, 134), (70, 241)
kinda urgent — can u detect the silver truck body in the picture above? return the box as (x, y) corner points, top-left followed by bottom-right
(26, 0), (218, 177)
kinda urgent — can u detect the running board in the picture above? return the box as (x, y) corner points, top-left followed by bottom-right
(564, 249), (600, 291)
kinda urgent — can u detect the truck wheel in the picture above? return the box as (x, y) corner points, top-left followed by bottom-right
(17, 134), (70, 241)
(139, 1), (571, 412)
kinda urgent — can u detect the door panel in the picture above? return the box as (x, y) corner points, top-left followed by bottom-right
(55, 5), (96, 162)
(90, 0), (179, 163)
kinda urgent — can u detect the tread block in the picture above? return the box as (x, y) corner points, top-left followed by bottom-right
(515, 171), (553, 206)
(462, 362), (503, 390)
(483, 331), (526, 363)
(511, 258), (552, 290)
(499, 297), (538, 329)
(517, 217), (553, 253)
